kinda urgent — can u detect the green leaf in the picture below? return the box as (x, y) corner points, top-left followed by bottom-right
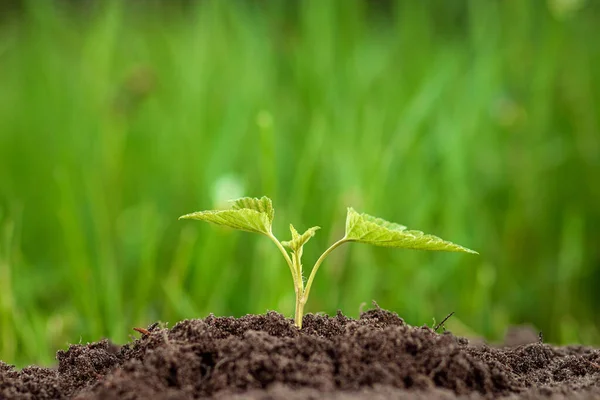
(179, 196), (274, 235)
(231, 196), (274, 224)
(282, 224), (320, 252)
(344, 208), (478, 254)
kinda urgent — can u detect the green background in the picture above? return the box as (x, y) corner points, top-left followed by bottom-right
(1, 0), (599, 367)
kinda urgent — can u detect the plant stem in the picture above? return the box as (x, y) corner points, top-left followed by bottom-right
(302, 238), (348, 305)
(293, 251), (303, 290)
(269, 233), (348, 330)
(293, 250), (304, 328)
(295, 293), (305, 328)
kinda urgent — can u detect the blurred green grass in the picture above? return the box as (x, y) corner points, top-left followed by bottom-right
(0, 0), (599, 367)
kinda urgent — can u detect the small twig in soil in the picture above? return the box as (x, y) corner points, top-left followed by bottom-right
(133, 327), (151, 336)
(538, 331), (543, 344)
(133, 322), (162, 337)
(358, 302), (367, 315)
(434, 312), (455, 332)
(162, 330), (171, 346)
(213, 357), (232, 373)
(588, 361), (600, 369)
(200, 357), (233, 383)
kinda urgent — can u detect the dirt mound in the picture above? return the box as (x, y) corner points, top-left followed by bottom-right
(1, 307), (599, 399)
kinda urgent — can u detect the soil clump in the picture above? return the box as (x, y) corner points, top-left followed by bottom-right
(1, 306), (599, 399)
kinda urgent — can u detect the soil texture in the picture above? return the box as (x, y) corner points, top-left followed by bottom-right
(1, 305), (599, 399)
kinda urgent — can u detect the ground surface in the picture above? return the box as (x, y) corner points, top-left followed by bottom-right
(1, 307), (599, 399)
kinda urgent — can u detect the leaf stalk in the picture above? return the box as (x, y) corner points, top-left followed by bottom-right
(302, 238), (348, 306)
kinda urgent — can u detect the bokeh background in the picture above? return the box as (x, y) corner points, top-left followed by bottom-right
(1, 0), (599, 367)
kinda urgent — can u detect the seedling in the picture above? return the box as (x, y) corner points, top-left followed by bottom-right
(179, 196), (477, 328)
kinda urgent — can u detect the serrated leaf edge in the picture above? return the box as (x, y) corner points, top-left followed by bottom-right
(344, 207), (478, 254)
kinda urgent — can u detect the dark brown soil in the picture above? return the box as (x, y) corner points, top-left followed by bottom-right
(1, 305), (599, 399)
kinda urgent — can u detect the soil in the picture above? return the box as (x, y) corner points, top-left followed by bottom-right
(1, 305), (599, 399)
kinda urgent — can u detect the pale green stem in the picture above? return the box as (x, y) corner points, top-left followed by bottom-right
(295, 297), (305, 328)
(301, 238), (348, 306)
(293, 250), (304, 328)
(269, 233), (349, 329)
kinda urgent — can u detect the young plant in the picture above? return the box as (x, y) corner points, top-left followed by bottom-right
(179, 196), (477, 328)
